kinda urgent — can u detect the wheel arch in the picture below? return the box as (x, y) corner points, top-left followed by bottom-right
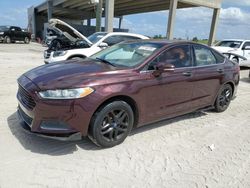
(213, 81), (235, 106)
(88, 95), (139, 133)
(224, 81), (235, 96)
(67, 54), (86, 60)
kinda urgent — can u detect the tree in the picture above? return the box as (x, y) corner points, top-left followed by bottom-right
(192, 37), (198, 42)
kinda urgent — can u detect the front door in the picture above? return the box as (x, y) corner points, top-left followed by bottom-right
(138, 45), (195, 124)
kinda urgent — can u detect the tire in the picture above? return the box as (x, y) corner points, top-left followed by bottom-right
(232, 57), (239, 64)
(214, 84), (233, 112)
(24, 37), (30, 44)
(68, 56), (83, 61)
(5, 36), (11, 44)
(88, 101), (134, 148)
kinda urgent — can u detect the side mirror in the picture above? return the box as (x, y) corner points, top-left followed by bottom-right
(153, 63), (175, 77)
(99, 42), (109, 48)
(243, 46), (250, 50)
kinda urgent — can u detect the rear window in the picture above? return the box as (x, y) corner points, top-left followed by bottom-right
(0, 26), (10, 31)
(216, 41), (242, 48)
(212, 50), (225, 64)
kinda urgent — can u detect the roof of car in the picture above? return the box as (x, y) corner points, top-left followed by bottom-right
(132, 39), (199, 45)
(221, 39), (250, 42)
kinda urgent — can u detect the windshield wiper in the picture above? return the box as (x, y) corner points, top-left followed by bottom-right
(96, 58), (116, 67)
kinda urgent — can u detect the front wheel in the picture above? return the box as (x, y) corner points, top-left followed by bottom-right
(24, 37), (30, 44)
(5, 36), (11, 44)
(88, 101), (134, 148)
(214, 84), (233, 112)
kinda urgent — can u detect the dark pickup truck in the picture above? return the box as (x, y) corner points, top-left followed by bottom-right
(0, 26), (31, 44)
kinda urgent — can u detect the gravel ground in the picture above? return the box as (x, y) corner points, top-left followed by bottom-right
(0, 43), (250, 188)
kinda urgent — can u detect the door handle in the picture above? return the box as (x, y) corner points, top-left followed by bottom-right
(182, 71), (192, 77)
(217, 68), (224, 73)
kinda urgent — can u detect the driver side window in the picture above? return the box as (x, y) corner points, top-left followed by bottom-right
(148, 45), (191, 70)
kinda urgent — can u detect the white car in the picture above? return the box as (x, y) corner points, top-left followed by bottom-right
(212, 39), (250, 67)
(44, 19), (149, 64)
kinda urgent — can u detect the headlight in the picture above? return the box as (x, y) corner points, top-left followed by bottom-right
(38, 87), (94, 99)
(0, 32), (4, 35)
(53, 50), (67, 57)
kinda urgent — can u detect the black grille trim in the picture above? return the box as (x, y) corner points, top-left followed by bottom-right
(18, 85), (36, 110)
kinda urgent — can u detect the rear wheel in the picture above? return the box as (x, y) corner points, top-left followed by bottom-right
(88, 101), (134, 147)
(24, 37), (30, 44)
(232, 57), (239, 64)
(214, 84), (233, 112)
(68, 56), (84, 60)
(5, 36), (11, 44)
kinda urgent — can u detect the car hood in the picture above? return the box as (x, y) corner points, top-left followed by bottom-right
(49, 18), (92, 45)
(212, 46), (237, 53)
(23, 59), (121, 91)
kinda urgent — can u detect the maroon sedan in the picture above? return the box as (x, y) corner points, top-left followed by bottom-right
(17, 40), (240, 147)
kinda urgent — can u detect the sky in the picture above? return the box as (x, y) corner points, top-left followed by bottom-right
(0, 0), (249, 40)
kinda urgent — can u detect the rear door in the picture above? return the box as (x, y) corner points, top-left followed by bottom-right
(15, 27), (23, 40)
(9, 27), (16, 40)
(191, 44), (225, 109)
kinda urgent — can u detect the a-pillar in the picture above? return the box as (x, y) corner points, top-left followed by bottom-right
(166, 0), (178, 40)
(208, 8), (220, 46)
(105, 0), (114, 32)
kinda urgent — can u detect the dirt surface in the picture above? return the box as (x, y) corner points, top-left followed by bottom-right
(0, 43), (250, 188)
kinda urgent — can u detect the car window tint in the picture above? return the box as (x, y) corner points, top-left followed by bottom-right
(148, 45), (191, 70)
(194, 45), (217, 66)
(212, 50), (225, 64)
(103, 36), (123, 46)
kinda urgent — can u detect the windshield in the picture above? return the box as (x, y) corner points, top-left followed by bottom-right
(216, 41), (242, 48)
(0, 26), (9, 32)
(88, 32), (107, 43)
(91, 42), (164, 67)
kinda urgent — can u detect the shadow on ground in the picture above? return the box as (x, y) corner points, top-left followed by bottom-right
(8, 110), (207, 156)
(240, 77), (250, 83)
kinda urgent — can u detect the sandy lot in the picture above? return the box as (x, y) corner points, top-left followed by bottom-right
(0, 43), (250, 188)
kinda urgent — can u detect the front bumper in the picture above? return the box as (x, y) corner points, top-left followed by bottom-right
(44, 50), (66, 64)
(16, 76), (94, 139)
(17, 109), (82, 141)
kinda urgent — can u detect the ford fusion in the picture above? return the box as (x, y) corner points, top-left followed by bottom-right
(17, 40), (240, 147)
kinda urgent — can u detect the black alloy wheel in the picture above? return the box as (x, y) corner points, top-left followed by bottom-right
(101, 109), (129, 142)
(215, 84), (233, 112)
(89, 101), (134, 147)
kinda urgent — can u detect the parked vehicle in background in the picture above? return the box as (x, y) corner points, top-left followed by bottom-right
(17, 40), (240, 147)
(213, 39), (250, 67)
(44, 18), (149, 64)
(0, 26), (31, 44)
(43, 27), (62, 47)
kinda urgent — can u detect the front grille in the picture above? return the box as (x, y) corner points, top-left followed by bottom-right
(18, 106), (33, 127)
(18, 85), (36, 110)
